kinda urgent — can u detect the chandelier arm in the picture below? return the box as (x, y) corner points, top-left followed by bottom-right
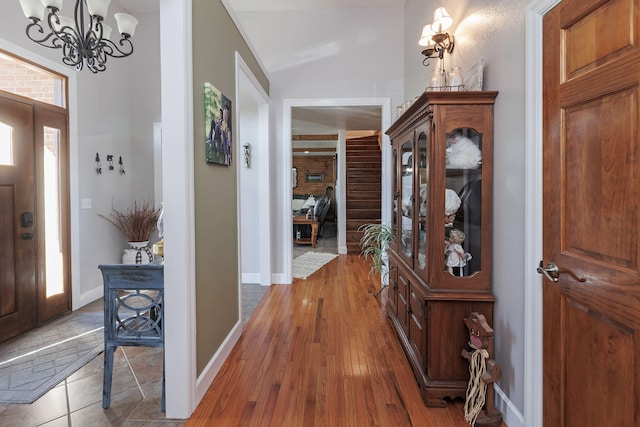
(87, 56), (105, 73)
(47, 10), (83, 52)
(101, 37), (134, 58)
(61, 42), (83, 68)
(25, 21), (64, 48)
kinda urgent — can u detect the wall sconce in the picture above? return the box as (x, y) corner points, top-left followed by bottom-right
(243, 143), (251, 168)
(419, 7), (455, 66)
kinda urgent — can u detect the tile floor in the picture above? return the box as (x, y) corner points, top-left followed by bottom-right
(0, 284), (269, 426)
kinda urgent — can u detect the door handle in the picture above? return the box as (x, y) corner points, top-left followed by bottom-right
(537, 261), (559, 282)
(537, 260), (586, 283)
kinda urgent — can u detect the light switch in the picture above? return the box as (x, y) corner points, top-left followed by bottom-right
(81, 198), (92, 209)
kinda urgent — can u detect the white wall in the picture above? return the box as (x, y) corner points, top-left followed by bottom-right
(235, 7), (404, 280)
(0, 3), (161, 306)
(404, 1), (528, 425)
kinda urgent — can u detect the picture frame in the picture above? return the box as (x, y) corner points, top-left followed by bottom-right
(305, 172), (325, 183)
(204, 82), (233, 166)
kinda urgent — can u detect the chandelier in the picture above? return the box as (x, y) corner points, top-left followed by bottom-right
(18, 0), (138, 73)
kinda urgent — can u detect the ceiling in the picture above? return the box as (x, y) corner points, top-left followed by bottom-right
(292, 106), (382, 136)
(117, 0), (386, 144)
(226, 0), (404, 11)
(115, 0), (159, 14)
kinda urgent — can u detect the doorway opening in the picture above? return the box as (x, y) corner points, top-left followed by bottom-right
(236, 52), (271, 326)
(282, 98), (392, 284)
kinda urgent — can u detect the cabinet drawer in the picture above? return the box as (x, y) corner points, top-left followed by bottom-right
(408, 283), (427, 373)
(397, 271), (410, 336)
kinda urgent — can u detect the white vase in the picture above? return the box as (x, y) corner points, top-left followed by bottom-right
(122, 240), (153, 264)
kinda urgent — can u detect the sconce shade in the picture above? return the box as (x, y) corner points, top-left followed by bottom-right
(432, 7), (453, 33)
(19, 0), (45, 20)
(85, 0), (111, 19)
(102, 23), (112, 40)
(419, 24), (435, 47)
(40, 0), (63, 11)
(114, 13), (138, 37)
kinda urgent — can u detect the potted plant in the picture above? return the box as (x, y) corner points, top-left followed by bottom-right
(358, 222), (392, 296)
(100, 200), (161, 264)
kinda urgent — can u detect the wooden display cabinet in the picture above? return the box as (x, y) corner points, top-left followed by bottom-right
(385, 91), (498, 407)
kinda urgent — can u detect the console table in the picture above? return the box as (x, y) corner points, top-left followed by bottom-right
(293, 216), (318, 247)
(98, 263), (164, 410)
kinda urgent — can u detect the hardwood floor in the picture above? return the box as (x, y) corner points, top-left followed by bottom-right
(187, 254), (481, 427)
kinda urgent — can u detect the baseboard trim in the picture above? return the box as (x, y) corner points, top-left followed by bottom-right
(272, 273), (288, 284)
(338, 245), (348, 254)
(242, 273), (261, 284)
(78, 285), (103, 309)
(195, 320), (242, 403)
(494, 384), (525, 427)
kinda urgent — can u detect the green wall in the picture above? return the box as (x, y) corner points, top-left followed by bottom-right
(192, 0), (268, 375)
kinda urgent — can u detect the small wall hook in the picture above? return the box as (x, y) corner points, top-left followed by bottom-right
(119, 156), (125, 175)
(95, 152), (102, 174)
(106, 154), (114, 171)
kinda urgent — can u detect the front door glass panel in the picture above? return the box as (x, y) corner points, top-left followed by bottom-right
(0, 122), (13, 166)
(43, 126), (64, 297)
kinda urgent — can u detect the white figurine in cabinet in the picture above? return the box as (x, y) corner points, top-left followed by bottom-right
(446, 133), (482, 169)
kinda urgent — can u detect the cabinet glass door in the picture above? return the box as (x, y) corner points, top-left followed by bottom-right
(400, 141), (413, 264)
(416, 131), (429, 276)
(444, 128), (482, 277)
(391, 146), (398, 250)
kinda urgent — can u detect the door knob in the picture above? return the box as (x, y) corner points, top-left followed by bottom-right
(537, 261), (559, 282)
(537, 260), (586, 283)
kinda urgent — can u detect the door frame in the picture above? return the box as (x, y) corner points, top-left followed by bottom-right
(524, 1), (561, 427)
(281, 97), (392, 284)
(236, 51), (271, 291)
(0, 38), (81, 309)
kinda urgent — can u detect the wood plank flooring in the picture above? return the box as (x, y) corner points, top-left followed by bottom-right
(187, 254), (481, 427)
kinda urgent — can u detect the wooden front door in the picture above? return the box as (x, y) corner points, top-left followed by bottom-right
(0, 92), (70, 343)
(0, 94), (38, 342)
(542, 0), (640, 425)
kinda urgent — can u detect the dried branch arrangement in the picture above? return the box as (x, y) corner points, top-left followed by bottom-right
(100, 200), (161, 242)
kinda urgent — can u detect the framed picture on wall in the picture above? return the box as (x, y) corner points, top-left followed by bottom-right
(204, 82), (233, 166)
(305, 173), (324, 183)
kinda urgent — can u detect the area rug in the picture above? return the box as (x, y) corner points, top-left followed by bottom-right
(0, 311), (104, 404)
(293, 251), (338, 279)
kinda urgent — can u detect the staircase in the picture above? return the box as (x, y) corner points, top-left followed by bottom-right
(345, 135), (382, 254)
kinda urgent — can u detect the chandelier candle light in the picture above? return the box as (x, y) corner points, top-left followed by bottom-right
(18, 0), (138, 73)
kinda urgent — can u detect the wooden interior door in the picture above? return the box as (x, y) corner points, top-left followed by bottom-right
(0, 93), (37, 342)
(542, 0), (640, 425)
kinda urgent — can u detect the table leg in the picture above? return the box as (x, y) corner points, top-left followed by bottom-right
(311, 223), (318, 247)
